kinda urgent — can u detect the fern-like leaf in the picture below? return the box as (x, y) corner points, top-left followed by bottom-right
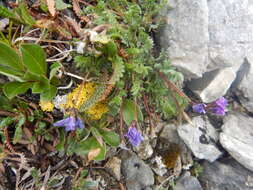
(109, 56), (125, 84)
(79, 84), (107, 112)
(0, 5), (15, 19)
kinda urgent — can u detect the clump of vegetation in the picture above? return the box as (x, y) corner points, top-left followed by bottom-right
(0, 0), (189, 189)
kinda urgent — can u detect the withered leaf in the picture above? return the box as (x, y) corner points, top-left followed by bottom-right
(46, 0), (56, 17)
(88, 148), (101, 162)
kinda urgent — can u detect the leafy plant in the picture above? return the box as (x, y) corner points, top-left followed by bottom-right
(77, 0), (187, 121)
(0, 42), (59, 100)
(191, 162), (204, 178)
(0, 3), (35, 26)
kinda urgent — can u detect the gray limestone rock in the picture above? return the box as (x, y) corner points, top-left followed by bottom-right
(207, 0), (252, 71)
(187, 67), (237, 102)
(220, 112), (253, 172)
(158, 0), (209, 79)
(177, 116), (222, 162)
(236, 58), (253, 112)
(174, 172), (203, 190)
(199, 159), (253, 190)
(159, 0), (253, 103)
(121, 151), (154, 190)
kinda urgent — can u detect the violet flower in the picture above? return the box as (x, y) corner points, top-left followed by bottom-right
(125, 127), (143, 147)
(192, 103), (206, 114)
(209, 97), (228, 116)
(54, 116), (84, 131)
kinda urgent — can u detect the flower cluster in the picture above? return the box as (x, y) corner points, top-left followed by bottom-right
(125, 123), (143, 147)
(54, 116), (84, 131)
(192, 97), (228, 116)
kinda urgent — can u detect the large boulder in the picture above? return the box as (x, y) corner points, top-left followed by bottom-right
(220, 112), (253, 172)
(158, 0), (209, 79)
(158, 0), (253, 103)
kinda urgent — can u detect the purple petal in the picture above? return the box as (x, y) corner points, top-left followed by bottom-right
(125, 127), (143, 147)
(211, 106), (226, 116)
(53, 117), (72, 127)
(214, 97), (228, 108)
(76, 117), (85, 129)
(64, 116), (76, 131)
(192, 104), (206, 114)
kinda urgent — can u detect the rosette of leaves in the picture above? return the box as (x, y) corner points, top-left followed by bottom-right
(0, 42), (59, 101)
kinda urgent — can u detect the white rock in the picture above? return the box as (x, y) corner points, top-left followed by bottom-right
(159, 0), (209, 79)
(207, 0), (252, 71)
(220, 113), (253, 172)
(187, 67), (237, 103)
(177, 116), (222, 162)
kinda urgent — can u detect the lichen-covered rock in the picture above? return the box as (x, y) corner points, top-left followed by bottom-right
(177, 116), (222, 162)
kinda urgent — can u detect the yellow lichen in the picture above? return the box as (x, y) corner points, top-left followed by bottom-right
(62, 82), (108, 120)
(86, 101), (109, 120)
(39, 100), (54, 112)
(64, 82), (96, 109)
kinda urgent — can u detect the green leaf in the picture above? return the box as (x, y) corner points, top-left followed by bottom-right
(0, 42), (24, 71)
(0, 65), (24, 81)
(0, 5), (16, 19)
(0, 95), (13, 111)
(23, 71), (47, 82)
(109, 56), (125, 84)
(99, 129), (120, 147)
(104, 41), (118, 58)
(80, 85), (106, 112)
(56, 129), (66, 151)
(122, 99), (143, 126)
(32, 81), (49, 93)
(77, 137), (106, 161)
(13, 115), (25, 144)
(3, 82), (32, 99)
(91, 127), (104, 146)
(55, 0), (72, 10)
(16, 4), (36, 26)
(40, 84), (57, 101)
(0, 117), (15, 128)
(21, 44), (47, 75)
(49, 62), (62, 80)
